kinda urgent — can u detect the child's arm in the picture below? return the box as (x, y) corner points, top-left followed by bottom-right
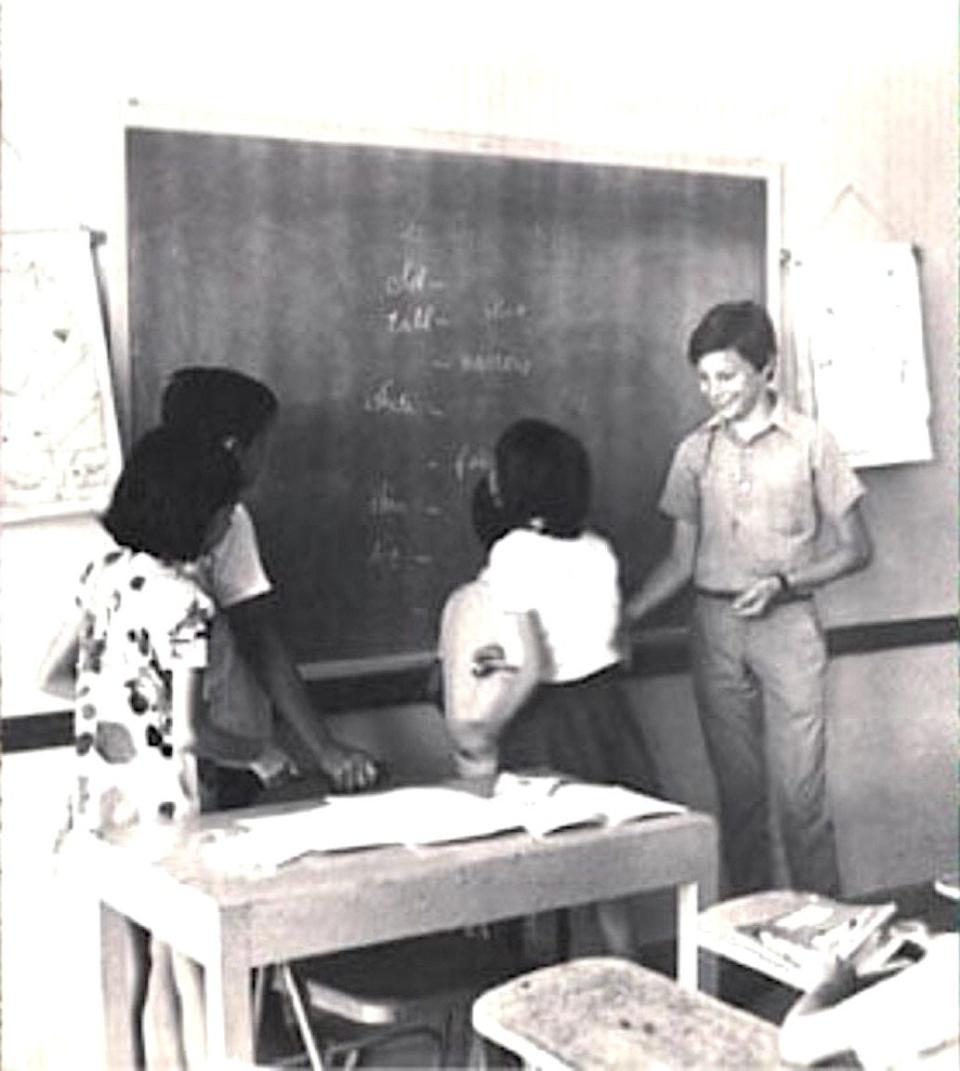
(170, 661), (206, 805)
(224, 595), (380, 792)
(623, 519), (698, 624)
(441, 607), (546, 776)
(732, 503), (873, 618)
(38, 613), (82, 700)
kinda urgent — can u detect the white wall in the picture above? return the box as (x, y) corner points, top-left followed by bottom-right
(2, 3), (956, 1068)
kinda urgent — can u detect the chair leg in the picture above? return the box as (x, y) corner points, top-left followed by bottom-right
(438, 1007), (455, 1068)
(279, 963), (326, 1071)
(252, 967), (267, 1041)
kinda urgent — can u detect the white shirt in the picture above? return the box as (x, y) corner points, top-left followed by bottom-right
(482, 528), (622, 683)
(197, 503), (272, 608)
(194, 503), (274, 755)
(437, 577), (527, 776)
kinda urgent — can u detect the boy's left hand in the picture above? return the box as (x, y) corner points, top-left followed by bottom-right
(731, 576), (781, 618)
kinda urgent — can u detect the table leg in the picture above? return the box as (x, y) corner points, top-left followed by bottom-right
(100, 903), (148, 1069)
(676, 881), (719, 995)
(203, 939), (255, 1065)
(676, 881), (699, 990)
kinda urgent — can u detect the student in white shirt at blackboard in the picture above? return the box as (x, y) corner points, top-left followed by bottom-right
(159, 367), (380, 807)
(440, 419), (661, 958)
(439, 477), (545, 779)
(623, 301), (872, 899)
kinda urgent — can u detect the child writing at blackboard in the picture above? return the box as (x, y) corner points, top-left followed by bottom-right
(441, 418), (661, 957)
(439, 478), (545, 779)
(623, 300), (873, 897)
(43, 427), (242, 1068)
(159, 367), (379, 806)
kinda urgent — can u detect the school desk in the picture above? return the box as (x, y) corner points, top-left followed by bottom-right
(472, 956), (781, 1070)
(84, 799), (717, 1066)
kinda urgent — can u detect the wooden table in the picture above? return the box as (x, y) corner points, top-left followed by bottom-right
(472, 956), (781, 1070)
(87, 801), (717, 1066)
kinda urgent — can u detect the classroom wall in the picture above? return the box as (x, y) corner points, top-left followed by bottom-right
(1, 4), (956, 1067)
(2, 1), (956, 706)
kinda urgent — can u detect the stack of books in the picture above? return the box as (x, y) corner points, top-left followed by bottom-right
(699, 891), (899, 991)
(742, 899), (898, 981)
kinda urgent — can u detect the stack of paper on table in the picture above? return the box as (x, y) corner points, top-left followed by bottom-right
(196, 775), (686, 871)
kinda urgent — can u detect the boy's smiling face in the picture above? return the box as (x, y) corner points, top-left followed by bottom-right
(696, 348), (771, 424)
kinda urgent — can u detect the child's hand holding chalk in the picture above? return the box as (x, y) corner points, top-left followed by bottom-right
(471, 643), (520, 677)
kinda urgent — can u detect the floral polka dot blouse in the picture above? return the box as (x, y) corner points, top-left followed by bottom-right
(73, 547), (215, 834)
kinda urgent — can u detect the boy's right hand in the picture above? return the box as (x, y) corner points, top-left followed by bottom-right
(318, 740), (382, 793)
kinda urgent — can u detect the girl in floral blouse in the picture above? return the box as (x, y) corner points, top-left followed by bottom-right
(44, 425), (242, 1068)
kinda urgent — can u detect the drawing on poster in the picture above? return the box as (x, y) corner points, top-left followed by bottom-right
(1, 231), (122, 521)
(791, 241), (932, 468)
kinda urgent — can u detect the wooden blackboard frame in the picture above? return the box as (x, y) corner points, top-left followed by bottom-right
(116, 104), (783, 680)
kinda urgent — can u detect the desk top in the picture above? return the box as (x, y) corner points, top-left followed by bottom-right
(84, 799), (717, 967)
(472, 956), (781, 1070)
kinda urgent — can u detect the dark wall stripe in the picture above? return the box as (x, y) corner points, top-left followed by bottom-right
(3, 614), (956, 754)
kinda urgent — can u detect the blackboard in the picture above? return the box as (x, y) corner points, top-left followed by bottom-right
(126, 127), (770, 666)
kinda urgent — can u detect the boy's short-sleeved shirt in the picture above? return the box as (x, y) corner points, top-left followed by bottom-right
(74, 547), (214, 833)
(194, 503), (275, 761)
(659, 399), (865, 591)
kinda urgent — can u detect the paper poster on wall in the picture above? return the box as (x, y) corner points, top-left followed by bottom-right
(0, 230), (122, 522)
(790, 241), (932, 468)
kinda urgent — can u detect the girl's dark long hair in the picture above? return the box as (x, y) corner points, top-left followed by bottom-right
(103, 427), (242, 562)
(493, 418), (591, 538)
(161, 366), (278, 446)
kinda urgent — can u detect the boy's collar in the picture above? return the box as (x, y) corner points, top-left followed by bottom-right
(707, 390), (792, 441)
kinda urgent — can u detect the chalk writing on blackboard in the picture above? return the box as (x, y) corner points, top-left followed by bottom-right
(126, 126), (772, 662)
(363, 380), (419, 415)
(459, 352), (532, 376)
(0, 230), (122, 522)
(483, 296), (528, 323)
(383, 258), (451, 333)
(453, 444), (494, 485)
(368, 479), (408, 517)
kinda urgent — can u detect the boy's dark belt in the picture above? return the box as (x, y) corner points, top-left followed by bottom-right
(695, 586), (812, 604)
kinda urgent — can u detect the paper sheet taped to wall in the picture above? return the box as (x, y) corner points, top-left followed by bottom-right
(0, 230), (122, 521)
(791, 241), (932, 468)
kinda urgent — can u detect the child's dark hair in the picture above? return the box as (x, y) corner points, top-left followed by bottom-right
(494, 418), (591, 539)
(103, 427), (242, 562)
(687, 300), (777, 372)
(161, 367), (279, 447)
(470, 476), (511, 552)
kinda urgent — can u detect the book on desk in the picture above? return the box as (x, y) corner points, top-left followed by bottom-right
(743, 898), (897, 978)
(698, 890), (900, 991)
(195, 773), (687, 872)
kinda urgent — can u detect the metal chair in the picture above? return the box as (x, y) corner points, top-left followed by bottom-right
(260, 927), (528, 1069)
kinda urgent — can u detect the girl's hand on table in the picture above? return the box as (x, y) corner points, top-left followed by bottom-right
(319, 741), (383, 793)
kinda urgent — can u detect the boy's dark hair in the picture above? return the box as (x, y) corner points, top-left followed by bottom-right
(161, 367), (279, 447)
(494, 418), (591, 539)
(687, 300), (777, 372)
(103, 427), (242, 562)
